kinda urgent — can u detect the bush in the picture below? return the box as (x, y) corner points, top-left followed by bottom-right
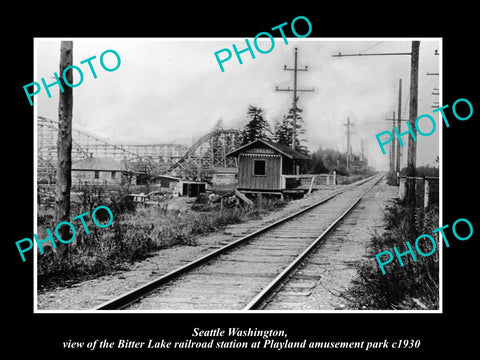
(386, 172), (397, 186)
(344, 203), (439, 310)
(334, 165), (349, 176)
(74, 183), (135, 216)
(195, 193), (210, 204)
(37, 190), (289, 290)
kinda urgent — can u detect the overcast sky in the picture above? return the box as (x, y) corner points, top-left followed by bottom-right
(35, 38), (440, 171)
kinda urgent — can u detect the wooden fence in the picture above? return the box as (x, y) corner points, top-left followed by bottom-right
(398, 176), (439, 208)
(281, 172), (337, 190)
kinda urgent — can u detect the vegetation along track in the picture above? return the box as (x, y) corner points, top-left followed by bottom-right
(96, 174), (384, 311)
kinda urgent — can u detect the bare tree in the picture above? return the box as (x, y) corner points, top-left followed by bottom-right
(55, 41), (73, 251)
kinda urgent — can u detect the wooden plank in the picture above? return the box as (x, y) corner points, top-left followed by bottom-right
(239, 156), (249, 188)
(307, 175), (316, 195)
(266, 157), (273, 189)
(273, 156), (280, 189)
(282, 174), (323, 179)
(235, 189), (254, 206)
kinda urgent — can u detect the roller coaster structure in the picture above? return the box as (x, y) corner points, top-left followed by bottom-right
(37, 116), (242, 182)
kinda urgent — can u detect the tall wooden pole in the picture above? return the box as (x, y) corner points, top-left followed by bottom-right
(343, 117), (354, 172)
(55, 41), (73, 244)
(292, 48), (298, 150)
(396, 78), (402, 177)
(346, 117), (351, 171)
(407, 41), (420, 204)
(390, 111), (395, 175)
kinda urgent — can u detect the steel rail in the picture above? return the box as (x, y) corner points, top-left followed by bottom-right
(96, 174), (381, 310)
(244, 173), (384, 310)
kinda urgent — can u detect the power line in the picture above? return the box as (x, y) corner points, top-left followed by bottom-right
(359, 41), (384, 54)
(332, 52), (411, 57)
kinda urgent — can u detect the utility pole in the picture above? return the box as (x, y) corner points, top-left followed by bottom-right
(396, 79), (402, 177)
(390, 111), (395, 175)
(276, 47), (314, 149)
(361, 140), (366, 169)
(385, 110), (409, 178)
(55, 41), (73, 253)
(343, 117), (353, 172)
(405, 41), (420, 205)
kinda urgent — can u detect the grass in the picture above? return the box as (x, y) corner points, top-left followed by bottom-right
(37, 189), (288, 291)
(344, 202), (439, 310)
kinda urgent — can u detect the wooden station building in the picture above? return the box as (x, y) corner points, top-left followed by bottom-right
(226, 139), (309, 198)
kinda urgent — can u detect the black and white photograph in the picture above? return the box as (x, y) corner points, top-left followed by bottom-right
(7, 7), (478, 356)
(33, 38), (441, 312)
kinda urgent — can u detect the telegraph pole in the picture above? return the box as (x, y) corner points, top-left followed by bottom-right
(385, 112), (409, 180)
(276, 47), (314, 149)
(361, 140), (365, 164)
(390, 111), (395, 175)
(406, 41), (420, 204)
(396, 79), (402, 177)
(407, 42), (420, 177)
(56, 41), (73, 254)
(343, 117), (353, 171)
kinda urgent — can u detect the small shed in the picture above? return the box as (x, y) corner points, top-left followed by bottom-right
(172, 181), (207, 197)
(182, 181), (206, 197)
(155, 174), (181, 188)
(226, 139), (309, 194)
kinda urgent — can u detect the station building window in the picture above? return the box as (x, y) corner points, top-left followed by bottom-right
(253, 160), (266, 176)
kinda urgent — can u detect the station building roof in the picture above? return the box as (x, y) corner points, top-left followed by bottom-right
(226, 139), (309, 160)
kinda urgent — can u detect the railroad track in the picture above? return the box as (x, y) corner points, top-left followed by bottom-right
(96, 174), (384, 311)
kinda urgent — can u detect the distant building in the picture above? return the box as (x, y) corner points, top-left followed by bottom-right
(226, 139), (309, 195)
(210, 167), (238, 186)
(170, 180), (207, 197)
(350, 153), (368, 172)
(154, 174), (181, 188)
(72, 155), (135, 186)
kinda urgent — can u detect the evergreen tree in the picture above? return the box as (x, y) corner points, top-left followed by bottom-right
(274, 102), (309, 155)
(311, 152), (329, 174)
(241, 105), (271, 145)
(213, 118), (224, 131)
(273, 115), (292, 146)
(272, 120), (279, 143)
(310, 147), (351, 175)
